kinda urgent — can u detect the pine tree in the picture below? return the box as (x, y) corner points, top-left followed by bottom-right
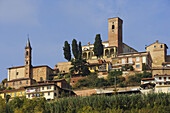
(63, 41), (71, 61)
(93, 34), (104, 58)
(78, 41), (82, 60)
(72, 39), (79, 59)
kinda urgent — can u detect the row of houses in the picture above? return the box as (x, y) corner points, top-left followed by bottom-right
(0, 80), (75, 100)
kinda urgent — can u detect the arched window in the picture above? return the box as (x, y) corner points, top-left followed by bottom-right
(26, 51), (28, 56)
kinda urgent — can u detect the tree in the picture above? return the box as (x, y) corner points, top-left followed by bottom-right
(6, 95), (11, 103)
(72, 39), (79, 59)
(93, 34), (104, 58)
(0, 97), (6, 113)
(78, 41), (82, 60)
(63, 41), (71, 61)
(69, 59), (90, 76)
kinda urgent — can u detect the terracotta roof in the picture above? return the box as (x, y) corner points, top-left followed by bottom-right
(123, 43), (138, 52)
(141, 78), (155, 81)
(5, 78), (35, 83)
(8, 65), (52, 70)
(24, 83), (60, 88)
(0, 88), (25, 93)
(33, 65), (52, 69)
(7, 66), (25, 69)
(102, 41), (109, 43)
(37, 79), (66, 83)
(154, 74), (170, 76)
(113, 51), (148, 59)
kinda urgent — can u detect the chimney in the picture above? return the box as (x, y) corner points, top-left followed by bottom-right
(156, 40), (159, 43)
(88, 42), (90, 45)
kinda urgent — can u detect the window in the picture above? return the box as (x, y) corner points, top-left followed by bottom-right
(154, 45), (156, 48)
(28, 94), (30, 97)
(26, 51), (28, 56)
(20, 82), (22, 85)
(54, 87), (56, 90)
(168, 87), (170, 91)
(159, 77), (161, 80)
(42, 93), (44, 96)
(112, 25), (115, 29)
(128, 57), (132, 63)
(26, 81), (28, 84)
(48, 92), (50, 95)
(160, 45), (163, 48)
(159, 83), (162, 85)
(6, 83), (8, 87)
(47, 86), (51, 89)
(10, 93), (12, 96)
(121, 58), (125, 64)
(16, 72), (19, 75)
(40, 77), (43, 81)
(13, 82), (15, 86)
(136, 57), (140, 61)
(26, 61), (28, 64)
(21, 92), (22, 95)
(169, 77), (170, 80)
(54, 93), (57, 96)
(136, 64), (140, 68)
(142, 56), (146, 63)
(15, 93), (17, 97)
(42, 87), (44, 90)
(164, 77), (166, 81)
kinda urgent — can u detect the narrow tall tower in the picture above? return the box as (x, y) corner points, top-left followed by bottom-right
(25, 38), (32, 78)
(108, 17), (123, 54)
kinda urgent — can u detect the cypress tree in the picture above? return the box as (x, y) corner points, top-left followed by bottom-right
(63, 41), (71, 61)
(72, 39), (79, 59)
(78, 41), (82, 60)
(93, 34), (104, 58)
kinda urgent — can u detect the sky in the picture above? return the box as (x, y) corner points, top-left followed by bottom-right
(0, 0), (170, 82)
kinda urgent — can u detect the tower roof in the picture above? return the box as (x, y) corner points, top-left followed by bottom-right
(25, 38), (32, 49)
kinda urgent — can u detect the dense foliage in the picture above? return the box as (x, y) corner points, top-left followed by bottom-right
(127, 71), (152, 86)
(93, 34), (104, 58)
(63, 41), (71, 61)
(1, 93), (169, 113)
(74, 71), (125, 89)
(69, 59), (90, 76)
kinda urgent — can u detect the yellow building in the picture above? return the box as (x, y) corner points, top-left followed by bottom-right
(25, 83), (75, 101)
(0, 88), (26, 99)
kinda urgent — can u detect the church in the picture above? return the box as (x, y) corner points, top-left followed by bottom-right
(5, 39), (54, 89)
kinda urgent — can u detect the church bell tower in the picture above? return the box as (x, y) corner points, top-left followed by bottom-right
(25, 38), (32, 78)
(108, 17), (123, 54)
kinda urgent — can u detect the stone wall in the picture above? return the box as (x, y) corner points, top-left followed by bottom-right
(8, 67), (25, 81)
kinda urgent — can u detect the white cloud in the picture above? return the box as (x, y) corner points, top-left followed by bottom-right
(0, 0), (39, 25)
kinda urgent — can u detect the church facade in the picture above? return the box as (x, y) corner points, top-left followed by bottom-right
(5, 39), (54, 89)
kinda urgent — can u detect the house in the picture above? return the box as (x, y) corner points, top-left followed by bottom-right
(154, 74), (170, 93)
(25, 83), (76, 101)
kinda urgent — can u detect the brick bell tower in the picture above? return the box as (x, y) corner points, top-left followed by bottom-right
(108, 17), (123, 54)
(25, 38), (32, 78)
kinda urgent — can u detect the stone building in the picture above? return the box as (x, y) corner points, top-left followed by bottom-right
(56, 17), (138, 74)
(145, 40), (170, 76)
(111, 51), (152, 71)
(5, 39), (54, 89)
(82, 17), (137, 60)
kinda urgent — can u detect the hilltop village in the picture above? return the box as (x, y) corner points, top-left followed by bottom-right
(0, 17), (170, 100)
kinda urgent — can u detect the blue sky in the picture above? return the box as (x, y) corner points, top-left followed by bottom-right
(0, 0), (170, 82)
